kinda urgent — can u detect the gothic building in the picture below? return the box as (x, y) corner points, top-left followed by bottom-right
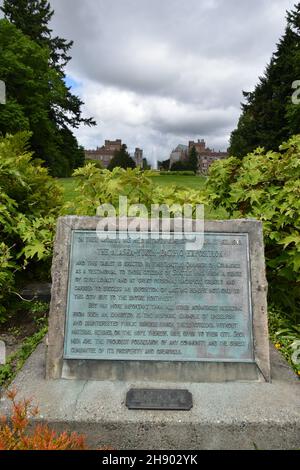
(85, 139), (122, 168)
(85, 140), (144, 169)
(169, 139), (228, 174)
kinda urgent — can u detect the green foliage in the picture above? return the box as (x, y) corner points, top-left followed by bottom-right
(268, 305), (300, 376)
(206, 135), (300, 316)
(142, 158), (151, 170)
(55, 128), (86, 176)
(58, 175), (208, 204)
(188, 145), (198, 174)
(158, 159), (170, 170)
(0, 133), (62, 215)
(229, 5), (300, 157)
(0, 133), (62, 321)
(58, 177), (77, 203)
(0, 323), (48, 387)
(170, 148), (199, 173)
(170, 161), (190, 172)
(0, 19), (49, 137)
(2, 0), (55, 51)
(107, 145), (136, 171)
(1, 1), (95, 124)
(63, 165), (208, 217)
(0, 1), (95, 176)
(84, 159), (103, 169)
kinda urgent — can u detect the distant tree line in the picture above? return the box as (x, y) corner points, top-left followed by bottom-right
(158, 145), (198, 173)
(107, 144), (136, 171)
(106, 145), (151, 171)
(0, 0), (95, 176)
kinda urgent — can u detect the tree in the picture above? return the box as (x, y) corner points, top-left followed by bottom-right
(0, 20), (56, 166)
(0, 99), (30, 135)
(2, 0), (71, 69)
(108, 144), (136, 170)
(170, 161), (189, 171)
(188, 145), (198, 173)
(142, 157), (151, 170)
(229, 5), (300, 157)
(0, 1), (96, 176)
(285, 3), (300, 136)
(54, 127), (85, 176)
(158, 159), (170, 170)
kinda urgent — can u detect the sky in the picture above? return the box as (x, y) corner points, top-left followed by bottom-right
(5, 0), (298, 165)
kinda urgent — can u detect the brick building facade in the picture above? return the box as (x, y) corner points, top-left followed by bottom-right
(85, 139), (122, 168)
(169, 139), (228, 174)
(85, 140), (144, 169)
(188, 140), (228, 174)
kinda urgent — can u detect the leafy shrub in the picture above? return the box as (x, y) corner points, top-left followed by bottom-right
(0, 389), (87, 450)
(63, 165), (208, 217)
(84, 158), (103, 169)
(205, 135), (300, 317)
(268, 305), (300, 376)
(0, 133), (62, 216)
(0, 132), (63, 321)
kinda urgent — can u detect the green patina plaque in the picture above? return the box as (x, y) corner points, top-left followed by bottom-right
(63, 231), (254, 363)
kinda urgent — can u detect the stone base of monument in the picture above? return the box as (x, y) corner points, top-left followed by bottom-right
(0, 341), (299, 450)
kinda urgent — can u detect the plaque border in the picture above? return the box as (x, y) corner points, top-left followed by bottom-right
(46, 217), (270, 382)
(63, 230), (255, 363)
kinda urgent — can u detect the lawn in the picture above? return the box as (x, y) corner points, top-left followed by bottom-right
(58, 177), (78, 203)
(151, 174), (206, 190)
(58, 174), (206, 203)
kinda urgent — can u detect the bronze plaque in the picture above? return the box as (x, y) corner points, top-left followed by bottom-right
(126, 388), (193, 410)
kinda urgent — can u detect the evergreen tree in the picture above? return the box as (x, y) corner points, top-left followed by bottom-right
(188, 145), (198, 173)
(0, 20), (57, 170)
(229, 4), (300, 157)
(142, 157), (151, 170)
(108, 144), (136, 170)
(286, 4), (300, 136)
(2, 0), (70, 68)
(158, 159), (170, 170)
(170, 161), (189, 171)
(0, 1), (95, 176)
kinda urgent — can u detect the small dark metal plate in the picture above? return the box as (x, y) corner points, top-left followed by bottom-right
(126, 388), (193, 410)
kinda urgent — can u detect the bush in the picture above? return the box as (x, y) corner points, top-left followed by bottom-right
(107, 144), (136, 170)
(63, 165), (208, 216)
(268, 305), (300, 376)
(205, 135), (300, 318)
(170, 161), (191, 172)
(0, 132), (63, 321)
(0, 389), (87, 450)
(84, 158), (103, 169)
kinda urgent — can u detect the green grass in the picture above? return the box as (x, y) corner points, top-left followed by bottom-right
(150, 175), (206, 190)
(58, 177), (78, 203)
(58, 175), (206, 204)
(57, 174), (230, 220)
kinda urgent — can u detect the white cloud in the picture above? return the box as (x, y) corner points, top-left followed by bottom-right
(47, 0), (295, 164)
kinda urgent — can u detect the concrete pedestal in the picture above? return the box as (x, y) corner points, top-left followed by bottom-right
(0, 341), (299, 450)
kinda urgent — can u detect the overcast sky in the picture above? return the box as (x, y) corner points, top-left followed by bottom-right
(6, 1), (299, 164)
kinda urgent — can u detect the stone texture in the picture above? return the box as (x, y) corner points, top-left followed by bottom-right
(0, 341), (299, 450)
(47, 217), (270, 382)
